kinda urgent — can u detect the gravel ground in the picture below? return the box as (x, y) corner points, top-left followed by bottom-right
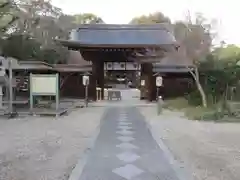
(139, 107), (240, 180)
(0, 107), (106, 180)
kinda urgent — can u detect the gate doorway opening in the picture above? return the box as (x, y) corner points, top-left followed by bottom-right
(104, 62), (140, 89)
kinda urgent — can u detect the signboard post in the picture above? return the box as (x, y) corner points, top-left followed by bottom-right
(156, 76), (163, 100)
(140, 79), (145, 86)
(156, 76), (163, 114)
(8, 60), (13, 116)
(0, 63), (5, 109)
(156, 76), (163, 87)
(83, 75), (89, 107)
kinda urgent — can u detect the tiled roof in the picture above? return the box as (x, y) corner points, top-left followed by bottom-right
(54, 64), (91, 72)
(67, 50), (91, 65)
(58, 24), (177, 48)
(11, 60), (54, 70)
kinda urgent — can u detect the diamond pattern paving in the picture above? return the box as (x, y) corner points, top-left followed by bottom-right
(118, 125), (132, 130)
(77, 107), (183, 180)
(118, 118), (129, 122)
(117, 152), (140, 163)
(116, 130), (134, 135)
(120, 114), (128, 118)
(112, 164), (144, 180)
(117, 136), (135, 142)
(118, 122), (132, 125)
(120, 113), (127, 116)
(116, 142), (138, 149)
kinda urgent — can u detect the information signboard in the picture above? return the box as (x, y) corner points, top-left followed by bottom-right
(156, 76), (163, 87)
(83, 75), (89, 86)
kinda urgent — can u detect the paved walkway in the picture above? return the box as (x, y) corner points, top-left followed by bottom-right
(77, 107), (181, 180)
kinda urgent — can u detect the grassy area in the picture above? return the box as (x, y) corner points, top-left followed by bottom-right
(164, 97), (240, 122)
(163, 98), (190, 110)
(164, 98), (218, 120)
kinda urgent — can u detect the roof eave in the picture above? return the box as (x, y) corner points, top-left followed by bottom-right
(56, 39), (179, 49)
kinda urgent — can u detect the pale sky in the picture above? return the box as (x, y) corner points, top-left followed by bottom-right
(52, 0), (240, 46)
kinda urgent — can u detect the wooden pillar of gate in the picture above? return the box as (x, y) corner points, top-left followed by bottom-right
(98, 61), (104, 100)
(91, 60), (97, 101)
(140, 63), (154, 101)
(92, 60), (104, 101)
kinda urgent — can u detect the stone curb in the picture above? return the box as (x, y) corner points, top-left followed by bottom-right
(68, 108), (108, 180)
(143, 114), (193, 180)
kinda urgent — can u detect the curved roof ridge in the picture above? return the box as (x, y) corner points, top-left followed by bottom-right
(75, 23), (172, 31)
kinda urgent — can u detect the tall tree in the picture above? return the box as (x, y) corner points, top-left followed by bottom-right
(73, 13), (104, 24)
(212, 44), (240, 61)
(174, 14), (212, 61)
(1, 0), (104, 63)
(0, 0), (18, 34)
(2, 34), (42, 60)
(130, 11), (214, 107)
(7, 0), (69, 63)
(130, 12), (171, 24)
(14, 0), (63, 43)
(174, 12), (214, 107)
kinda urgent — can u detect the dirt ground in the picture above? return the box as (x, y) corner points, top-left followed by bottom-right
(0, 107), (106, 180)
(139, 107), (240, 180)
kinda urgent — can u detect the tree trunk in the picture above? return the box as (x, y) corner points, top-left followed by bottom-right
(196, 79), (207, 107)
(189, 67), (207, 107)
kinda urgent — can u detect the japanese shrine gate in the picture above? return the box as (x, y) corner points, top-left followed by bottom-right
(58, 24), (179, 101)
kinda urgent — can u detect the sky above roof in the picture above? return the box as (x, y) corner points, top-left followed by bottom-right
(52, 0), (239, 46)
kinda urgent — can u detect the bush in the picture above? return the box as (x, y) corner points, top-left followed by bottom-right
(196, 110), (225, 121)
(185, 91), (202, 106)
(163, 97), (189, 110)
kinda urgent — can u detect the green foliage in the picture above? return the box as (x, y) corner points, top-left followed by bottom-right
(189, 67), (240, 107)
(185, 91), (202, 106)
(130, 12), (171, 24)
(186, 46), (240, 120)
(2, 34), (42, 60)
(73, 13), (104, 24)
(212, 44), (240, 60)
(40, 47), (69, 64)
(189, 45), (240, 107)
(0, 0), (18, 33)
(0, 0), (104, 64)
(1, 34), (68, 64)
(164, 97), (230, 121)
(196, 110), (225, 121)
(131, 11), (213, 64)
(164, 97), (190, 110)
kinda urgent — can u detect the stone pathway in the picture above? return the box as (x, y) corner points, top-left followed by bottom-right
(78, 107), (180, 180)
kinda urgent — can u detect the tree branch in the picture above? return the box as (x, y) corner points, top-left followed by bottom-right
(0, 16), (19, 33)
(187, 66), (198, 82)
(60, 72), (75, 89)
(0, 1), (10, 9)
(187, 66), (195, 76)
